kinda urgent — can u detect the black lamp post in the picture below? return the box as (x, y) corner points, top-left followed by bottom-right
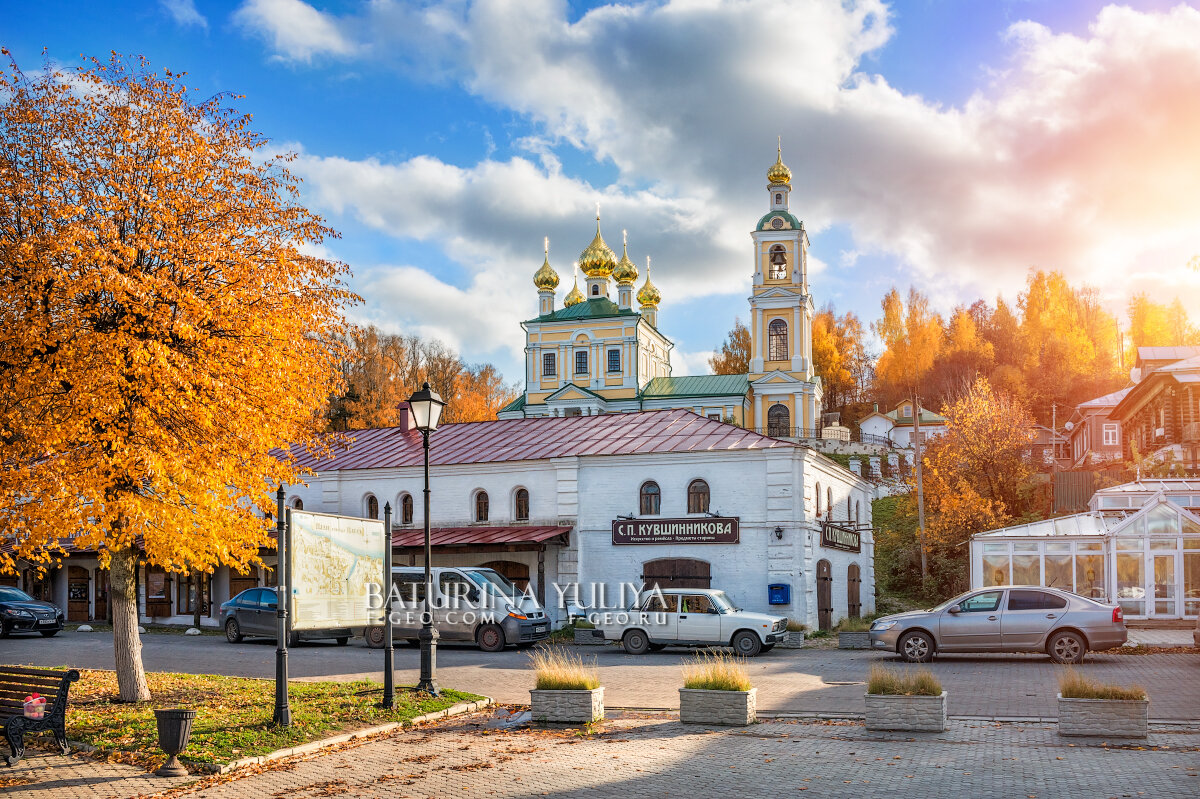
(407, 381), (445, 697)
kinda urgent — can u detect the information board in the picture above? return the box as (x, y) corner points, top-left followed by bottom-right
(288, 510), (386, 630)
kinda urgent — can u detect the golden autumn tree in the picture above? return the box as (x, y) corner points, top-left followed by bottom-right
(708, 317), (751, 375)
(871, 287), (943, 407)
(0, 53), (354, 701)
(812, 305), (868, 414)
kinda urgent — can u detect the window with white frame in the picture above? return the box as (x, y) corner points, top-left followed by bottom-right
(1103, 423), (1119, 446)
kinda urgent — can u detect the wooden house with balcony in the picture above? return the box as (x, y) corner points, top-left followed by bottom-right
(1111, 348), (1200, 471)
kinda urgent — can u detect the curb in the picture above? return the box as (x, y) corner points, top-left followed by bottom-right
(211, 697), (493, 774)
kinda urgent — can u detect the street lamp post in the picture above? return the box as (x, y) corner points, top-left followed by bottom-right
(407, 382), (445, 697)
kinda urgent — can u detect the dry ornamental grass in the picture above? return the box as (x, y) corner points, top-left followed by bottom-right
(866, 665), (942, 696)
(1058, 669), (1146, 701)
(530, 648), (601, 690)
(681, 651), (753, 692)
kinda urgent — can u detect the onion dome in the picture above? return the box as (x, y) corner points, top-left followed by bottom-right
(636, 257), (661, 307)
(767, 138), (791, 187)
(613, 230), (639, 285)
(533, 238), (559, 290)
(578, 212), (617, 279)
(563, 264), (585, 307)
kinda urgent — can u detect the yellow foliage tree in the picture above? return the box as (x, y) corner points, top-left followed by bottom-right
(872, 287), (943, 407)
(0, 53), (354, 701)
(708, 318), (751, 375)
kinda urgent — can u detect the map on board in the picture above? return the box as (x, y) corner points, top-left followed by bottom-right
(288, 510), (386, 630)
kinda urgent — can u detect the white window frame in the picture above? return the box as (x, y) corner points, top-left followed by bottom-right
(1102, 423), (1119, 447)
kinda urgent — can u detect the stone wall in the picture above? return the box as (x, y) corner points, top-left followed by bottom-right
(863, 692), (947, 732)
(838, 631), (871, 649)
(679, 688), (756, 726)
(530, 688), (605, 724)
(1057, 695), (1148, 739)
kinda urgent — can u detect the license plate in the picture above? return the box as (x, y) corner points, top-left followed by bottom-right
(534, 625), (547, 634)
(38, 620), (56, 626)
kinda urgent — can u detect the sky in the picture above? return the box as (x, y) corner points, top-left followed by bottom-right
(6, 0), (1200, 382)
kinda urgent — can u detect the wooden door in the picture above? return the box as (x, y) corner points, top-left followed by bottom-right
(94, 569), (109, 621)
(479, 561), (530, 592)
(642, 558), (711, 590)
(847, 563), (861, 618)
(67, 566), (90, 621)
(817, 559), (833, 631)
(0, 574), (17, 587)
(229, 574), (260, 601)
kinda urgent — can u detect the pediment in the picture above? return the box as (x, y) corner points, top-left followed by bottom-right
(545, 383), (605, 403)
(755, 287), (800, 299)
(751, 371), (808, 386)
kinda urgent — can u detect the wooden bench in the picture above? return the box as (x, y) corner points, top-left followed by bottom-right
(0, 666), (80, 766)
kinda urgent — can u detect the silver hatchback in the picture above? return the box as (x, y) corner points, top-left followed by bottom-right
(869, 586), (1127, 664)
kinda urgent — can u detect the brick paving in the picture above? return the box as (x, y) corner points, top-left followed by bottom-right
(1, 751), (186, 798)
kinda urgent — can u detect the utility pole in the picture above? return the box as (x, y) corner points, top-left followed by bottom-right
(913, 396), (928, 580)
(1051, 403), (1058, 515)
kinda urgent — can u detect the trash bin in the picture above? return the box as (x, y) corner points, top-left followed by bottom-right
(767, 583), (790, 605)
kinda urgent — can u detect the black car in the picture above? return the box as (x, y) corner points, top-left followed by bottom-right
(218, 587), (352, 646)
(0, 586), (65, 638)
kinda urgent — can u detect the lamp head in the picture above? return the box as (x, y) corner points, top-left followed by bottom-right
(407, 381), (446, 432)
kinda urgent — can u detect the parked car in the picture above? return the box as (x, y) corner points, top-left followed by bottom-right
(591, 587), (788, 656)
(869, 585), (1126, 664)
(364, 566), (551, 652)
(219, 587), (352, 646)
(0, 586), (64, 638)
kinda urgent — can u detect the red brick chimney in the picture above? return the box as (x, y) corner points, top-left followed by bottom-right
(397, 402), (415, 432)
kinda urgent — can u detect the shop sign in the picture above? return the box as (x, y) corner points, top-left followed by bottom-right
(820, 522), (861, 553)
(612, 518), (739, 545)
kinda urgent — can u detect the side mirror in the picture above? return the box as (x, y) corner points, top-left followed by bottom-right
(947, 605), (961, 614)
(467, 588), (480, 603)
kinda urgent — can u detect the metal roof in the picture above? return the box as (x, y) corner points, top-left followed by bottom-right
(1094, 479), (1200, 494)
(527, 297), (638, 323)
(1136, 346), (1200, 362)
(973, 511), (1120, 538)
(391, 525), (569, 548)
(285, 409), (792, 472)
(1076, 387), (1131, 408)
(641, 374), (750, 398)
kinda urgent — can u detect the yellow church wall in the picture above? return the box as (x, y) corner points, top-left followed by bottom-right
(758, 240), (794, 283)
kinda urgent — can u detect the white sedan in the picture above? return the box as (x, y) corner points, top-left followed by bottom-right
(590, 588), (789, 656)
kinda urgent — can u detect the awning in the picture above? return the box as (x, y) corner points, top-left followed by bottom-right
(390, 525), (571, 549)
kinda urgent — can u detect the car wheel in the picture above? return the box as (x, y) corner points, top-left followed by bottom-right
(225, 618), (243, 643)
(1047, 631), (1086, 664)
(477, 623), (506, 652)
(287, 630), (300, 648)
(0, 622), (9, 638)
(760, 643), (776, 652)
(40, 629), (59, 638)
(622, 629), (651, 655)
(336, 636), (349, 646)
(364, 626), (385, 649)
(732, 630), (762, 657)
(898, 630), (934, 663)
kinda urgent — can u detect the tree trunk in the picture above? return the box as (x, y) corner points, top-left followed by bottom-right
(110, 547), (150, 702)
(192, 570), (202, 629)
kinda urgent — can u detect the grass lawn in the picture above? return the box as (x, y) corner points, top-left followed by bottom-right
(46, 669), (482, 771)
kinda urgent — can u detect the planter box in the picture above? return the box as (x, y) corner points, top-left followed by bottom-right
(838, 631), (871, 649)
(1057, 694), (1148, 739)
(530, 687), (604, 724)
(574, 628), (607, 646)
(679, 687), (756, 727)
(776, 633), (805, 649)
(864, 692), (947, 732)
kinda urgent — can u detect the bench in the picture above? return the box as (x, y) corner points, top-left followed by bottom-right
(0, 666), (80, 766)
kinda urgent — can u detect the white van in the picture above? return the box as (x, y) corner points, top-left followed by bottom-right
(364, 566), (550, 652)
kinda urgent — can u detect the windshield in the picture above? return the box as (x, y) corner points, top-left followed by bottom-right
(925, 590), (975, 613)
(0, 587), (34, 602)
(466, 569), (521, 600)
(710, 591), (741, 613)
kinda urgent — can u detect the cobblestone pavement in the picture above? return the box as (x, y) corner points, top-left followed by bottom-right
(0, 751), (187, 798)
(6, 633), (1198, 720)
(169, 712), (1200, 799)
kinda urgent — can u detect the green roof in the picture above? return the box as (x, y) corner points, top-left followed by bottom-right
(498, 394), (526, 413)
(756, 210), (803, 231)
(528, 297), (639, 323)
(641, 374), (750, 399)
(885, 407), (947, 426)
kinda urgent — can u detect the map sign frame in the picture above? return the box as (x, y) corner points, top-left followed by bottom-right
(288, 510), (387, 631)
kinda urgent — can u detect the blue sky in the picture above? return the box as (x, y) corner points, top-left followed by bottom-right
(6, 1), (1200, 382)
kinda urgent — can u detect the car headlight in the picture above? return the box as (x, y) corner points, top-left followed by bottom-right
(2, 608), (34, 618)
(871, 620), (896, 631)
(505, 604), (527, 620)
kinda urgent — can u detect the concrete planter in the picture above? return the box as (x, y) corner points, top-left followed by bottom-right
(530, 687), (604, 724)
(679, 687), (756, 726)
(838, 631), (871, 649)
(864, 692), (947, 732)
(776, 633), (805, 649)
(1057, 694), (1149, 739)
(574, 628), (607, 646)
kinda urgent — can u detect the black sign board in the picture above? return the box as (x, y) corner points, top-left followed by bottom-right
(820, 522), (861, 553)
(612, 517), (739, 545)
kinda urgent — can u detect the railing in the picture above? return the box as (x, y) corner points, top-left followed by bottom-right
(750, 427), (895, 448)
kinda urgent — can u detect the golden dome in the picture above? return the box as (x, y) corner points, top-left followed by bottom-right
(533, 238), (560, 290)
(636, 256), (661, 307)
(767, 138), (791, 186)
(563, 265), (585, 306)
(613, 230), (639, 284)
(578, 213), (617, 279)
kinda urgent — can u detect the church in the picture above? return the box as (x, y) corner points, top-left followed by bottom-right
(498, 146), (822, 436)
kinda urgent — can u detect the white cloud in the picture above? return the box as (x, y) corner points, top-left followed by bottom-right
(160, 0), (206, 28)
(233, 0), (355, 62)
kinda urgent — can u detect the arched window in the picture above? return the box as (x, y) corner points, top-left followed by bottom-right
(591, 284), (599, 296)
(775, 193), (782, 204)
(639, 481), (661, 515)
(826, 487), (833, 518)
(401, 494), (414, 525)
(767, 403), (790, 437)
(366, 495), (379, 520)
(855, 500), (861, 525)
(846, 496), (852, 520)
(768, 318), (788, 361)
(475, 491), (490, 522)
(515, 488), (530, 521)
(687, 479), (710, 514)
(815, 482), (822, 516)
(769, 244), (787, 279)
(291, 497), (304, 510)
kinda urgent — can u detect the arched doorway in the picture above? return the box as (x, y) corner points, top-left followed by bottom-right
(642, 558), (711, 590)
(67, 566), (90, 621)
(847, 563), (861, 619)
(816, 559), (833, 631)
(480, 560), (530, 593)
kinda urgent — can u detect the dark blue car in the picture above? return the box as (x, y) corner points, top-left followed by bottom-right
(0, 586), (64, 638)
